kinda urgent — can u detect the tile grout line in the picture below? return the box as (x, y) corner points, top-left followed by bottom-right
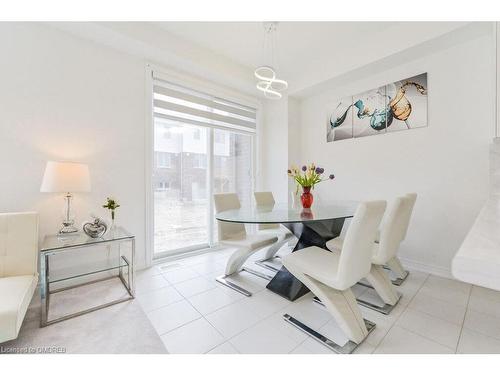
(373, 273), (430, 353)
(455, 285), (473, 353)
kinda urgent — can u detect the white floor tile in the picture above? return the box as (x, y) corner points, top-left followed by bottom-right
(290, 338), (331, 354)
(188, 287), (244, 315)
(173, 276), (217, 298)
(135, 274), (170, 295)
(396, 308), (461, 349)
(137, 286), (183, 312)
(374, 326), (454, 354)
(161, 267), (200, 285)
(259, 312), (308, 345)
(463, 308), (500, 341)
(408, 290), (467, 325)
(147, 300), (201, 335)
(458, 328), (500, 354)
(207, 342), (239, 354)
(229, 319), (300, 354)
(205, 299), (263, 339)
(239, 289), (290, 319)
(417, 275), (471, 307)
(160, 318), (224, 354)
(136, 266), (161, 279)
(280, 295), (331, 331)
(470, 285), (500, 303)
(424, 275), (472, 295)
(190, 261), (226, 276)
(468, 289), (500, 319)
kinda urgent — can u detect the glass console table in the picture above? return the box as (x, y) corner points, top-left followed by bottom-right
(39, 226), (135, 326)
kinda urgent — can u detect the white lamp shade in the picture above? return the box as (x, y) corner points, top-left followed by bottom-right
(40, 161), (91, 193)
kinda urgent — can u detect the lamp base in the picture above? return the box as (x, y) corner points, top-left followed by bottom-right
(59, 221), (78, 235)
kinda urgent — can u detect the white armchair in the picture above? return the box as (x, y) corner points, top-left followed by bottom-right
(0, 212), (39, 343)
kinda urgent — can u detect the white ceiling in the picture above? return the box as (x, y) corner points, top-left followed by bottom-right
(52, 21), (470, 97)
(154, 22), (398, 83)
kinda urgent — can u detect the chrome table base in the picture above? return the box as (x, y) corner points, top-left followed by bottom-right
(216, 267), (273, 297)
(283, 313), (376, 354)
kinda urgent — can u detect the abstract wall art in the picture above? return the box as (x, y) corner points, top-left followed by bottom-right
(326, 73), (428, 142)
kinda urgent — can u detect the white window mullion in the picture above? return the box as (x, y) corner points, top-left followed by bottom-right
(207, 128), (215, 247)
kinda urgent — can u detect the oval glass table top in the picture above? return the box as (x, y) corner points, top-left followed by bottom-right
(215, 201), (358, 224)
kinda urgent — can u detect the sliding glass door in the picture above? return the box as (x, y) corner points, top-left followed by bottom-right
(151, 74), (256, 258)
(153, 120), (210, 255)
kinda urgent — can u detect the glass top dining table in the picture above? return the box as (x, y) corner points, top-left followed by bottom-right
(215, 201), (358, 224)
(215, 201), (359, 301)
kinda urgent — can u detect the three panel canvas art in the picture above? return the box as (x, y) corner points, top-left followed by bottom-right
(327, 73), (428, 142)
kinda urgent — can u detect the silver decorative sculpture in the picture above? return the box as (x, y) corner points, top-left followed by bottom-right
(83, 218), (108, 238)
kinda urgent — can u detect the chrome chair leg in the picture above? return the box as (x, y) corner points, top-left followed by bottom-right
(241, 266), (273, 281)
(314, 293), (402, 316)
(389, 269), (410, 286)
(254, 257), (281, 272)
(283, 314), (376, 354)
(215, 267), (272, 297)
(216, 275), (252, 297)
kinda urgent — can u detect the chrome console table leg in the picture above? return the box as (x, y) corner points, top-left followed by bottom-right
(40, 253), (49, 327)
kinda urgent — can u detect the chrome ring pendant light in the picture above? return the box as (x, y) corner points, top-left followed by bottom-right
(254, 22), (288, 99)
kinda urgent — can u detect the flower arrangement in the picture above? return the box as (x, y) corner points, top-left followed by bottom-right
(102, 197), (120, 223)
(287, 164), (335, 208)
(288, 163), (335, 192)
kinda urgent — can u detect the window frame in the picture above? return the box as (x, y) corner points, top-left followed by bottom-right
(145, 63), (262, 265)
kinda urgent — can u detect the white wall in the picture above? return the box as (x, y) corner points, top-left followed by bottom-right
(0, 23), (259, 269)
(260, 98), (289, 203)
(0, 23), (148, 265)
(296, 31), (495, 276)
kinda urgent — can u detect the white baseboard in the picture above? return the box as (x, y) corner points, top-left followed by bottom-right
(400, 256), (454, 280)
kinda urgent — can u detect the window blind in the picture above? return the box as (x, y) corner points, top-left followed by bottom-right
(153, 76), (257, 133)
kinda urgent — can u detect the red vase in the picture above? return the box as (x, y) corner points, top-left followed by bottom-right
(301, 186), (314, 209)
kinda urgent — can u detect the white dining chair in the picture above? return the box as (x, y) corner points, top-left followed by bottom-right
(213, 193), (278, 297)
(383, 193), (417, 285)
(282, 200), (386, 353)
(253, 192), (294, 272)
(326, 197), (408, 314)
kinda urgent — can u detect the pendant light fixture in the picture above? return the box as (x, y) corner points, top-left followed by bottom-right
(254, 22), (288, 99)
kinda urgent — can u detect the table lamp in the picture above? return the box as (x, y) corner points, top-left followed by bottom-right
(40, 161), (91, 234)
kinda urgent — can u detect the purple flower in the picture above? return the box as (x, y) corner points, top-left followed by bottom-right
(329, 174), (335, 180)
(302, 165), (307, 171)
(315, 167), (324, 174)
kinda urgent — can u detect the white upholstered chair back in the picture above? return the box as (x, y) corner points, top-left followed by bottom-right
(254, 192), (279, 230)
(0, 212), (39, 278)
(213, 193), (246, 241)
(401, 193), (417, 240)
(337, 201), (386, 289)
(373, 197), (407, 264)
